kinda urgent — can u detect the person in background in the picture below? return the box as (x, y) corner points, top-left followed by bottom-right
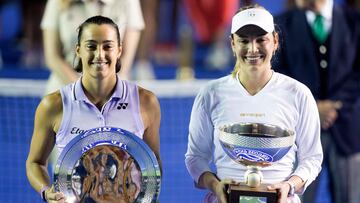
(132, 0), (159, 80)
(346, 0), (360, 11)
(273, 0), (360, 202)
(20, 0), (46, 67)
(26, 16), (161, 202)
(41, 0), (144, 94)
(185, 5), (322, 203)
(176, 0), (239, 80)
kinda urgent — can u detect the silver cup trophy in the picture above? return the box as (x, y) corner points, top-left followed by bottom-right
(218, 123), (295, 203)
(54, 127), (161, 203)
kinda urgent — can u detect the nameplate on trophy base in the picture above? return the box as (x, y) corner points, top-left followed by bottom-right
(227, 183), (277, 203)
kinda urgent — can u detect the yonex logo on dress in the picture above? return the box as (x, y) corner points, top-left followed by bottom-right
(117, 103), (128, 110)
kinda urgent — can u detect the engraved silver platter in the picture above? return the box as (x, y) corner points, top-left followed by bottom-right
(54, 127), (161, 203)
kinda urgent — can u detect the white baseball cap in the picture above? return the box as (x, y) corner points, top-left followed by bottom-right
(231, 8), (274, 34)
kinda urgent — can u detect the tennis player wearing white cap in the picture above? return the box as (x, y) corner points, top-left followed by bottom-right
(185, 5), (323, 203)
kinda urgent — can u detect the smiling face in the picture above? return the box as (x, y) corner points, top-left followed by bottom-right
(76, 24), (122, 80)
(231, 25), (278, 78)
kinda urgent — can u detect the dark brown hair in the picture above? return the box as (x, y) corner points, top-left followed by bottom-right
(75, 15), (121, 73)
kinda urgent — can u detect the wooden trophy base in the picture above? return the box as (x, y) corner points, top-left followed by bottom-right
(227, 183), (278, 203)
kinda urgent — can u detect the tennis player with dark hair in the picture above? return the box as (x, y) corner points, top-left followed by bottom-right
(26, 15), (161, 202)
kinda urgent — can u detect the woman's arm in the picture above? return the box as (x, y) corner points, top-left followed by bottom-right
(139, 88), (162, 171)
(26, 92), (65, 202)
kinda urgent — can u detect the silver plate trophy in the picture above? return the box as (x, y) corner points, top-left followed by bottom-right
(218, 123), (295, 203)
(54, 127), (161, 203)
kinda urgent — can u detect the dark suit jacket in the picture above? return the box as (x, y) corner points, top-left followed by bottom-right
(273, 5), (360, 156)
